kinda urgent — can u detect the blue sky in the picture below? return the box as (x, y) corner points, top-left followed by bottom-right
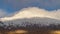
(0, 0), (60, 13)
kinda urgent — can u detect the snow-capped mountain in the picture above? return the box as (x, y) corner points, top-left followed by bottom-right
(0, 7), (60, 26)
(1, 17), (60, 26)
(0, 7), (60, 21)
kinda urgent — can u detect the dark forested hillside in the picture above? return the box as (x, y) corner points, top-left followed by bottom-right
(0, 21), (60, 34)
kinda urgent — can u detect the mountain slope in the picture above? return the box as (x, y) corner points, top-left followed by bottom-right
(1, 7), (60, 21)
(0, 7), (60, 26)
(2, 17), (60, 26)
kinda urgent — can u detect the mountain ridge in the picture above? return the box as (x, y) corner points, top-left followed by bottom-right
(0, 7), (60, 21)
(2, 17), (60, 26)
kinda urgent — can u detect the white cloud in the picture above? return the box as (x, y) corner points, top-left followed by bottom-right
(1, 7), (60, 21)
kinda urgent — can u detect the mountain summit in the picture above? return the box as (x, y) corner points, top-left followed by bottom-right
(0, 7), (60, 21)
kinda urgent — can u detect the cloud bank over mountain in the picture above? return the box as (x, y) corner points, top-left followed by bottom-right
(0, 7), (60, 21)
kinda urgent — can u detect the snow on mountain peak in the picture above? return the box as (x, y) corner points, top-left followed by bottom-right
(0, 7), (60, 21)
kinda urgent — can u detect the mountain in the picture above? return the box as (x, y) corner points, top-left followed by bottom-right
(2, 17), (60, 26)
(0, 7), (60, 26)
(0, 7), (60, 21)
